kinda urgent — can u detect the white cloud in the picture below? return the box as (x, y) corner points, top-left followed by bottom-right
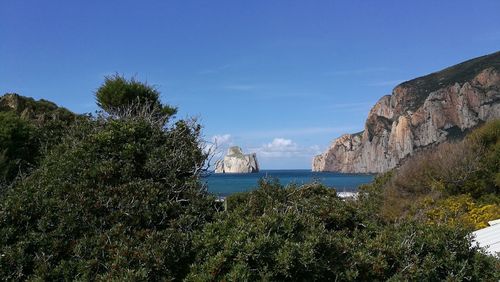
(211, 134), (232, 146)
(251, 138), (323, 158)
(263, 138), (297, 152)
(204, 134), (233, 157)
(269, 138), (293, 147)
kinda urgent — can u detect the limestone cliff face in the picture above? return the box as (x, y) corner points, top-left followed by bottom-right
(313, 51), (500, 173)
(215, 146), (259, 173)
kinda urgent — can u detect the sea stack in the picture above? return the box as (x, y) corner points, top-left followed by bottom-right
(215, 146), (259, 173)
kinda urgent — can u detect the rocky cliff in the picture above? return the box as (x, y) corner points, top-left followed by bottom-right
(0, 93), (75, 123)
(313, 51), (500, 173)
(215, 146), (259, 173)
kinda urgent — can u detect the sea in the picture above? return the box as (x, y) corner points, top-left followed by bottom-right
(203, 169), (374, 197)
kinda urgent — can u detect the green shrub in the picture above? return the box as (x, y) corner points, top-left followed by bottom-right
(0, 115), (214, 280)
(0, 94), (77, 186)
(95, 74), (177, 118)
(189, 182), (360, 281)
(466, 120), (500, 196)
(189, 181), (499, 281)
(348, 222), (498, 281)
(0, 112), (38, 183)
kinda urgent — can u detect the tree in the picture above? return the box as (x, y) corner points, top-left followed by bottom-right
(95, 74), (177, 119)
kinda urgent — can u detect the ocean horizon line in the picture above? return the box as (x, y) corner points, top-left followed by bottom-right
(205, 168), (375, 175)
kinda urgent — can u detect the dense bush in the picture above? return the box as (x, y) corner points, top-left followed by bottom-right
(467, 120), (500, 195)
(422, 194), (500, 229)
(188, 181), (499, 281)
(0, 112), (38, 184)
(0, 115), (215, 280)
(0, 94), (77, 186)
(189, 182), (364, 280)
(95, 74), (177, 118)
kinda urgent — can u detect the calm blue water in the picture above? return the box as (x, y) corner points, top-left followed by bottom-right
(203, 170), (374, 196)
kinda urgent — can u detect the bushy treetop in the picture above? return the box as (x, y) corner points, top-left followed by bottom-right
(95, 75), (177, 118)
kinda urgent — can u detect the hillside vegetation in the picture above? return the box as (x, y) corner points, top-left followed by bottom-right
(0, 76), (498, 280)
(372, 120), (500, 228)
(0, 94), (77, 184)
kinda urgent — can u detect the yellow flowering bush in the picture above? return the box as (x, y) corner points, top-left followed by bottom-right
(424, 194), (500, 229)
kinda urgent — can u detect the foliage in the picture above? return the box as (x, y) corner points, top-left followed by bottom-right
(421, 194), (500, 229)
(378, 120), (500, 222)
(0, 94), (77, 186)
(1, 89), (499, 280)
(95, 74), (177, 118)
(190, 181), (357, 281)
(188, 181), (499, 281)
(0, 112), (38, 184)
(0, 93), (75, 124)
(355, 171), (393, 221)
(467, 120), (500, 194)
(0, 115), (215, 280)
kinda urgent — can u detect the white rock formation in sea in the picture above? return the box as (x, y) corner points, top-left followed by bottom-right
(313, 51), (500, 173)
(215, 146), (259, 173)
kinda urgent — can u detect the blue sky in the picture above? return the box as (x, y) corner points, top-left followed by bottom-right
(1, 1), (499, 169)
